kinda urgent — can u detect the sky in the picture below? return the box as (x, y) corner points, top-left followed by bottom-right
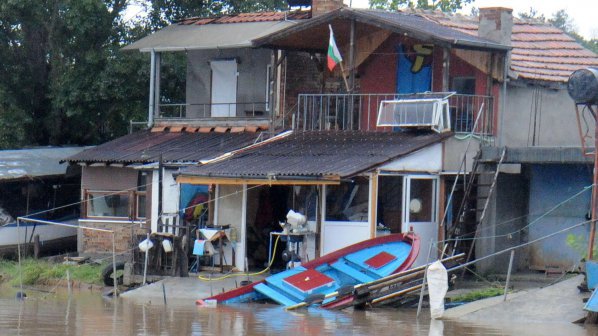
(344, 0), (598, 39)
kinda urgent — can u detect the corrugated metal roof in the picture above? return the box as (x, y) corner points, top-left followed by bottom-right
(253, 8), (509, 52)
(180, 130), (450, 179)
(419, 10), (598, 83)
(123, 11), (309, 52)
(66, 129), (262, 165)
(0, 147), (88, 181)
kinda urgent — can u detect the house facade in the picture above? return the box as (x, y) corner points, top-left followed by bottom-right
(69, 0), (598, 275)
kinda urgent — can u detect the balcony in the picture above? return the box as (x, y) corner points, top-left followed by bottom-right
(294, 93), (494, 142)
(154, 102), (271, 127)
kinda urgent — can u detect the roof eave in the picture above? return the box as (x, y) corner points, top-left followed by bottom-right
(254, 8), (509, 52)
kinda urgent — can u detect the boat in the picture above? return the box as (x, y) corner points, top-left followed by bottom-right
(0, 218), (79, 257)
(199, 232), (419, 308)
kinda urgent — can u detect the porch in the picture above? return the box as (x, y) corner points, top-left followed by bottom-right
(293, 92), (494, 140)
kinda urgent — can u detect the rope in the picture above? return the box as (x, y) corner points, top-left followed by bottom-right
(444, 184), (593, 243)
(197, 235), (281, 281)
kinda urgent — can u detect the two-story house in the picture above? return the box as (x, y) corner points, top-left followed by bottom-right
(68, 0), (598, 274)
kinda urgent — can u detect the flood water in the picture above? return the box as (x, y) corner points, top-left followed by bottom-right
(2, 284), (598, 335)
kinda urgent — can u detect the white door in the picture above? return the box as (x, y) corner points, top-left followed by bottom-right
(210, 60), (237, 117)
(402, 175), (439, 266)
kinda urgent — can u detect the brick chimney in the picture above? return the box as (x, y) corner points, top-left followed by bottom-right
(478, 7), (513, 46)
(312, 0), (344, 17)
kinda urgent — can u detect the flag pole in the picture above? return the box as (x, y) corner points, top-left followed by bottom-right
(338, 61), (351, 93)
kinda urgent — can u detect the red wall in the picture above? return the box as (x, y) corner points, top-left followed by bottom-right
(357, 34), (498, 132)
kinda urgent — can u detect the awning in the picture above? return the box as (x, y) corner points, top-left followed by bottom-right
(0, 147), (89, 181)
(177, 130), (451, 185)
(123, 21), (299, 52)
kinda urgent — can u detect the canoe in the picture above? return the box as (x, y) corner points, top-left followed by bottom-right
(0, 219), (78, 257)
(199, 232), (419, 308)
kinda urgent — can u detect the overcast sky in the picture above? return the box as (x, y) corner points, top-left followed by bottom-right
(345, 0), (598, 39)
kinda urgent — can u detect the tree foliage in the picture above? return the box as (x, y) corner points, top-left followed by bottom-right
(369, 0), (472, 13)
(0, 0), (288, 149)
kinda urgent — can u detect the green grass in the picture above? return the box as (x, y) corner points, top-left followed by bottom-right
(448, 287), (504, 302)
(0, 259), (105, 286)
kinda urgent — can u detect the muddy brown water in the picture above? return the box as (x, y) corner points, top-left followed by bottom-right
(2, 284), (598, 335)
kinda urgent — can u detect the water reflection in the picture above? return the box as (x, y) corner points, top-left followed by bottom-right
(1, 285), (598, 336)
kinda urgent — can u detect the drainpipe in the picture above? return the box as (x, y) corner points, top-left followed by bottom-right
(157, 154), (163, 233)
(148, 50), (156, 128)
(499, 53), (508, 147)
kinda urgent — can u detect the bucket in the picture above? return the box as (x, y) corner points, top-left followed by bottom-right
(162, 239), (173, 253)
(138, 238), (154, 252)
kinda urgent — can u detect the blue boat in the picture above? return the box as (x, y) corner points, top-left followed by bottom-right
(199, 232), (420, 308)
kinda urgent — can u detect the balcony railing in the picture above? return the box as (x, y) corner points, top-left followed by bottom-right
(157, 102), (269, 119)
(295, 93), (494, 141)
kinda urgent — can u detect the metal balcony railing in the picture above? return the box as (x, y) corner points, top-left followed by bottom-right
(157, 102), (269, 119)
(295, 93), (494, 141)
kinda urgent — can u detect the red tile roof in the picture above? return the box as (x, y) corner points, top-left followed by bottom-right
(178, 11), (311, 26)
(416, 10), (598, 83)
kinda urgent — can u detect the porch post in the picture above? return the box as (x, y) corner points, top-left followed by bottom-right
(319, 185), (327, 258)
(442, 48), (450, 92)
(369, 172), (378, 238)
(349, 19), (356, 92)
(241, 184), (248, 271)
(154, 52), (161, 119)
(148, 50), (156, 127)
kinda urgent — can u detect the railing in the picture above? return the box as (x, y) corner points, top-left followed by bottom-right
(295, 93), (494, 140)
(157, 102), (269, 119)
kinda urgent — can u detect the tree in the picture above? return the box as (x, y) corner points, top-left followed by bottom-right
(547, 9), (598, 54)
(0, 0), (289, 149)
(369, 0), (472, 13)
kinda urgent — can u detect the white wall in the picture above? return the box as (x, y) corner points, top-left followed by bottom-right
(215, 184), (245, 270)
(501, 84), (590, 147)
(379, 143), (443, 172)
(186, 48), (272, 117)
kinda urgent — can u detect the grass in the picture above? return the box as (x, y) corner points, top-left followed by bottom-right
(0, 259), (105, 286)
(448, 287), (504, 303)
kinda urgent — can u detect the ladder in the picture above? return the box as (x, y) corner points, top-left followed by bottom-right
(445, 148), (507, 261)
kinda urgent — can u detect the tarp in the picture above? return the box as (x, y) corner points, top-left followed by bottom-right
(427, 260), (448, 319)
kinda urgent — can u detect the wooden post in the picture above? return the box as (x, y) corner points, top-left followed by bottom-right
(503, 249), (514, 301)
(33, 234), (40, 259)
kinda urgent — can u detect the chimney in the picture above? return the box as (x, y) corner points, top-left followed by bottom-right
(478, 7), (513, 46)
(311, 0), (344, 17)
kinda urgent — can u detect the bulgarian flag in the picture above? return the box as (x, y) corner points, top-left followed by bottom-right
(327, 25), (343, 71)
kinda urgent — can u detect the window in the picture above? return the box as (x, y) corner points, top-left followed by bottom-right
(377, 93), (452, 133)
(451, 77), (476, 95)
(136, 172), (147, 219)
(326, 177), (369, 222)
(87, 192), (131, 218)
(85, 172), (148, 220)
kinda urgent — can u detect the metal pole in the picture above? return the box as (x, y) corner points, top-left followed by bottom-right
(503, 250), (514, 301)
(112, 232), (118, 297)
(417, 239), (435, 318)
(143, 233), (150, 285)
(67, 269), (72, 295)
(589, 120), (598, 260)
(17, 218), (23, 294)
(148, 50), (156, 128)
